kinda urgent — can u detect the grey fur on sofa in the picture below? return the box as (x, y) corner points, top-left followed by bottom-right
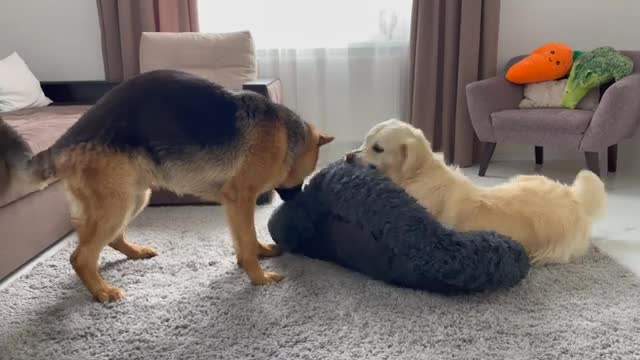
(268, 160), (530, 294)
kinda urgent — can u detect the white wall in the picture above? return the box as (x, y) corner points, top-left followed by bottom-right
(0, 0), (105, 81)
(496, 0), (640, 163)
(498, 0), (640, 70)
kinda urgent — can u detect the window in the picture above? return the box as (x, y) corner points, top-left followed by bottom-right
(198, 0), (413, 154)
(198, 0), (412, 49)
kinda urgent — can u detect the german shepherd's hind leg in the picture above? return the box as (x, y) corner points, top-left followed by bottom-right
(65, 152), (151, 302)
(68, 191), (131, 302)
(224, 193), (283, 285)
(109, 188), (157, 259)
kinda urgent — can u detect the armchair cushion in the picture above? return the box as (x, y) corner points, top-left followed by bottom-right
(139, 31), (257, 90)
(466, 77), (524, 142)
(490, 109), (593, 148)
(492, 109), (593, 135)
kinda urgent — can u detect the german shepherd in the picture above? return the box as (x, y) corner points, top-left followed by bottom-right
(0, 70), (333, 302)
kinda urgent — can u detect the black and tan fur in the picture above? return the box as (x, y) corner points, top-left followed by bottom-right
(0, 70), (333, 302)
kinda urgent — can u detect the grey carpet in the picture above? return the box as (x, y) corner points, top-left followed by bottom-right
(1, 205), (639, 360)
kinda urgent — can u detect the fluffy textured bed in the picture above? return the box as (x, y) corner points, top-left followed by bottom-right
(268, 160), (530, 293)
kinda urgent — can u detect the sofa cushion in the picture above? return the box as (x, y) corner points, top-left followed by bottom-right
(0, 105), (88, 208)
(491, 109), (594, 135)
(0, 52), (52, 112)
(139, 31), (257, 90)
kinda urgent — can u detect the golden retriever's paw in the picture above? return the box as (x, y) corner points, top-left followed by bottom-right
(127, 245), (158, 259)
(258, 243), (283, 258)
(93, 286), (125, 303)
(250, 271), (284, 285)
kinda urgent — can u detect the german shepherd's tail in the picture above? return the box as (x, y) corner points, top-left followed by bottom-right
(571, 169), (607, 220)
(0, 116), (57, 196)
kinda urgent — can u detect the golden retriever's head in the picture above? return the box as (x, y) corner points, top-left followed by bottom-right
(346, 119), (431, 182)
(277, 122), (333, 200)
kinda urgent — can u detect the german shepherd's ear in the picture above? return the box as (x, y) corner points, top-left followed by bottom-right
(318, 134), (334, 146)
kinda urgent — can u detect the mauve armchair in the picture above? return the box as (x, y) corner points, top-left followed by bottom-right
(466, 51), (640, 177)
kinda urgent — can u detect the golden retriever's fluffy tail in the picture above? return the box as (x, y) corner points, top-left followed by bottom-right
(571, 170), (606, 220)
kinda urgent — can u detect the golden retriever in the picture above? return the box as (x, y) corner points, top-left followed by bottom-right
(348, 119), (606, 265)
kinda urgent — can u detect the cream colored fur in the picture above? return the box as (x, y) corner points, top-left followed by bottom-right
(351, 119), (607, 265)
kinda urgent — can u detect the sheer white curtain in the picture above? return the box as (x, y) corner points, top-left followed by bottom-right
(199, 0), (412, 156)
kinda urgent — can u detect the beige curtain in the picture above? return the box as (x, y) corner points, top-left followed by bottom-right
(97, 0), (199, 81)
(408, 0), (500, 167)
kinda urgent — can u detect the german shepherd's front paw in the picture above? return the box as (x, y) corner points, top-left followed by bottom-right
(251, 271), (284, 285)
(127, 245), (158, 259)
(93, 286), (125, 303)
(258, 243), (283, 258)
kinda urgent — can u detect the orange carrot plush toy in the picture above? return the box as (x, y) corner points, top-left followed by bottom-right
(506, 42), (574, 84)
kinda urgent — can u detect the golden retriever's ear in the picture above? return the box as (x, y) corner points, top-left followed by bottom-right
(400, 139), (425, 177)
(319, 134), (334, 146)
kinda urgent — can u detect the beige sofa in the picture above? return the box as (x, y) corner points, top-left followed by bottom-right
(0, 31), (283, 280)
(0, 105), (85, 279)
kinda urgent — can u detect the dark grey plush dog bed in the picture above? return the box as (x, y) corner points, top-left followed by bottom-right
(268, 160), (530, 294)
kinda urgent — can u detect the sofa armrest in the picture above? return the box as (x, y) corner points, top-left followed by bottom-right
(243, 79), (283, 104)
(580, 73), (640, 151)
(465, 77), (523, 142)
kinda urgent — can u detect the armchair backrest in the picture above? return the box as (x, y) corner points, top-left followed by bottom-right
(139, 31), (258, 90)
(621, 51), (640, 74)
(503, 50), (640, 102)
(504, 50), (640, 74)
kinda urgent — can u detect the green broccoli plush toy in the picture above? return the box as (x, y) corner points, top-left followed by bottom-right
(562, 46), (634, 109)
